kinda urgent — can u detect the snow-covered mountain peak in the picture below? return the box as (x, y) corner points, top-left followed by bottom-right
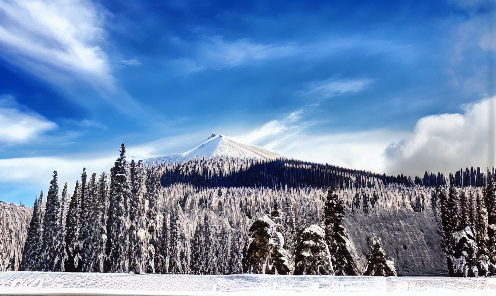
(146, 134), (281, 164)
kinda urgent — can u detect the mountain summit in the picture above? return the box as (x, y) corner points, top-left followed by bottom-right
(146, 134), (281, 164)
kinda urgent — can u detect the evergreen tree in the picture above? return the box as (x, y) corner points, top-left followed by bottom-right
(129, 160), (144, 274)
(97, 172), (108, 272)
(106, 144), (130, 273)
(364, 235), (397, 276)
(473, 190), (491, 276)
(168, 207), (181, 273)
(459, 191), (469, 229)
(82, 172), (103, 272)
(41, 171), (61, 271)
(190, 212), (211, 274)
(483, 171), (496, 274)
(79, 168), (90, 270)
(439, 187), (459, 276)
(324, 187), (359, 275)
(244, 214), (293, 275)
(156, 207), (169, 274)
(294, 224), (333, 275)
(145, 166), (160, 273)
(21, 194), (43, 271)
(56, 182), (68, 271)
(65, 181), (82, 272)
(34, 191), (45, 270)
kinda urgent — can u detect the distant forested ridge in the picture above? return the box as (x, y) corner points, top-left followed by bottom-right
(5, 144), (496, 276)
(160, 158), (449, 189)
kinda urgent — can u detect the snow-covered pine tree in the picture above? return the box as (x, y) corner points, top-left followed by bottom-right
(156, 206), (169, 274)
(145, 166), (160, 273)
(451, 225), (479, 277)
(190, 212), (211, 274)
(468, 190), (476, 229)
(294, 224), (333, 275)
(324, 187), (359, 275)
(445, 188), (478, 277)
(65, 181), (82, 272)
(168, 206), (181, 273)
(364, 235), (397, 276)
(82, 172), (103, 272)
(129, 159), (144, 274)
(438, 186), (479, 277)
(34, 191), (45, 270)
(459, 191), (469, 229)
(483, 170), (496, 275)
(106, 144), (130, 273)
(21, 194), (43, 271)
(79, 168), (91, 271)
(475, 190), (491, 276)
(228, 220), (244, 274)
(243, 211), (293, 275)
(41, 171), (61, 271)
(97, 172), (108, 272)
(439, 186), (458, 276)
(56, 182), (68, 271)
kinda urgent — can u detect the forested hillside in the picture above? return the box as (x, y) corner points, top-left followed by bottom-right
(7, 143), (496, 276)
(0, 202), (32, 271)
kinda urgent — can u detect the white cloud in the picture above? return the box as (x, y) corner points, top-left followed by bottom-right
(278, 130), (408, 173)
(0, 154), (115, 201)
(0, 0), (115, 91)
(384, 97), (496, 176)
(0, 96), (57, 144)
(0, 132), (205, 202)
(297, 78), (373, 100)
(236, 110), (308, 150)
(234, 110), (406, 173)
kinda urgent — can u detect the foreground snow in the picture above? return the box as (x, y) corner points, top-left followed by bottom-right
(1, 272), (496, 295)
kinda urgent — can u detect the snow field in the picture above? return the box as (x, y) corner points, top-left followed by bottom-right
(1, 272), (496, 295)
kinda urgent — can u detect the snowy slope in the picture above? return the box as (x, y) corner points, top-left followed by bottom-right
(146, 134), (281, 165)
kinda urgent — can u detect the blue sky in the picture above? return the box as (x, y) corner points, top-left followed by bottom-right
(1, 0), (496, 205)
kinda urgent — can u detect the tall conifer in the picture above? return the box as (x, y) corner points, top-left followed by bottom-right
(65, 181), (81, 272)
(21, 194), (43, 271)
(106, 144), (130, 273)
(41, 171), (61, 271)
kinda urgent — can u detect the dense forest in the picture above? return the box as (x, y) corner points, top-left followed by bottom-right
(0, 202), (31, 271)
(9, 144), (496, 277)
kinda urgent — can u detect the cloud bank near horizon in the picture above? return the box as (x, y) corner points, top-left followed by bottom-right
(384, 97), (496, 176)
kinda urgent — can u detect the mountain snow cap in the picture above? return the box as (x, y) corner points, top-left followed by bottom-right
(145, 134), (282, 165)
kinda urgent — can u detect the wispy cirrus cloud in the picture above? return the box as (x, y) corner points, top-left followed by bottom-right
(169, 33), (409, 75)
(171, 36), (296, 72)
(236, 110), (311, 150)
(297, 78), (374, 100)
(121, 59), (141, 66)
(0, 95), (57, 145)
(0, 0), (114, 90)
(198, 36), (296, 68)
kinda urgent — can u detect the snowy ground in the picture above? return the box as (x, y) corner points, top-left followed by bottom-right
(1, 272), (496, 295)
